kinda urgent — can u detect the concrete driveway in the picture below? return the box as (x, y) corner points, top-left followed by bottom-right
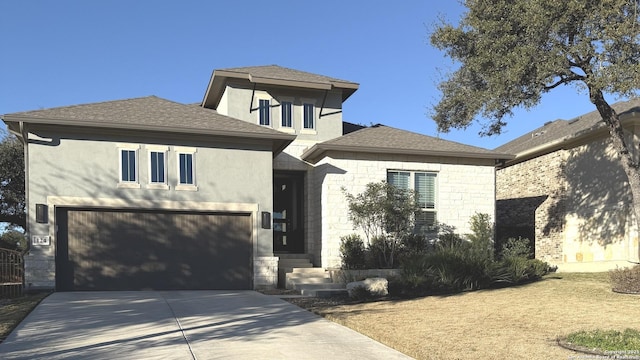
(0, 291), (411, 359)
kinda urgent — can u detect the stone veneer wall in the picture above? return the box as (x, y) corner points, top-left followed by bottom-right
(496, 150), (567, 263)
(23, 254), (55, 289)
(314, 153), (497, 269)
(253, 256), (278, 288)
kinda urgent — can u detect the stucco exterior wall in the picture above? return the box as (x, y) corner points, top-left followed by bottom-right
(217, 81), (344, 143)
(313, 152), (497, 268)
(24, 126), (276, 289)
(562, 138), (638, 270)
(497, 136), (640, 271)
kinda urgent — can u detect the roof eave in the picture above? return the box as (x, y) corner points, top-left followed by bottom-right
(201, 69), (360, 108)
(301, 143), (514, 164)
(503, 113), (640, 167)
(2, 114), (297, 143)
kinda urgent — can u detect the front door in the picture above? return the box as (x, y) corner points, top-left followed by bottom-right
(273, 172), (304, 253)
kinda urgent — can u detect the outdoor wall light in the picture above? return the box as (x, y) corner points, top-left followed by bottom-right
(261, 212), (271, 229)
(36, 204), (48, 223)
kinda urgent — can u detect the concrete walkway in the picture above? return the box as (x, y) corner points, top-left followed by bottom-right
(0, 291), (412, 359)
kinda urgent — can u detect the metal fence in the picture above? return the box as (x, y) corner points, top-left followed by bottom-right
(0, 247), (24, 298)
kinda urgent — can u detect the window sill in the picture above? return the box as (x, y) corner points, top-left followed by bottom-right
(146, 183), (170, 190)
(117, 182), (141, 189)
(176, 184), (198, 192)
(278, 127), (296, 134)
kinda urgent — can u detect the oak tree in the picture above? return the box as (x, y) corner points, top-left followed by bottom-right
(431, 0), (640, 223)
(0, 133), (25, 230)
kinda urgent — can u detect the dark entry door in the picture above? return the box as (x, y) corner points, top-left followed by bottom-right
(273, 173), (304, 253)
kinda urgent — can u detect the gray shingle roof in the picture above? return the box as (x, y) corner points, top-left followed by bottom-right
(2, 96), (295, 152)
(495, 98), (640, 154)
(202, 65), (359, 109)
(301, 124), (513, 163)
(218, 65), (358, 88)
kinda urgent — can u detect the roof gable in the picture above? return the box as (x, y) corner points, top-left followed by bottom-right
(202, 65), (359, 109)
(301, 125), (513, 163)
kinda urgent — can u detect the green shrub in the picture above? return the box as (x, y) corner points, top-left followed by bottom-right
(610, 265), (640, 293)
(500, 237), (533, 259)
(0, 230), (27, 252)
(368, 235), (396, 268)
(342, 181), (419, 269)
(395, 217), (551, 296)
(399, 254), (431, 289)
(466, 212), (494, 261)
(435, 227), (468, 254)
(413, 250), (494, 292)
(401, 233), (430, 255)
(493, 257), (550, 284)
(339, 234), (367, 270)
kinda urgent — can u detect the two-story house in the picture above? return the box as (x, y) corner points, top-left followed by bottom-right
(2, 65), (512, 291)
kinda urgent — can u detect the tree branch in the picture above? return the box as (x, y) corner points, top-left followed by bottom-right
(543, 74), (584, 90)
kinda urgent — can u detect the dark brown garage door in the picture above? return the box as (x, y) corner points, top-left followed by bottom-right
(55, 208), (252, 291)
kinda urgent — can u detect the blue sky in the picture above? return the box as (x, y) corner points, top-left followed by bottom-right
(0, 0), (615, 149)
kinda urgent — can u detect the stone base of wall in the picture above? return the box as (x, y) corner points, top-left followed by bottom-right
(253, 256), (278, 289)
(24, 255), (55, 290)
(25, 254), (280, 290)
(328, 269), (401, 284)
(554, 260), (636, 273)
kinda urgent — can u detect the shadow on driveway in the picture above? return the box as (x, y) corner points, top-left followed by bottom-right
(0, 291), (411, 360)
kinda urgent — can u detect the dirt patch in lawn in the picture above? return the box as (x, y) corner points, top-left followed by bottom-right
(287, 273), (639, 360)
(0, 292), (50, 343)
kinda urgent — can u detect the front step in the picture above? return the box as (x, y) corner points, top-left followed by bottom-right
(286, 274), (332, 289)
(277, 253), (346, 296)
(277, 253), (314, 289)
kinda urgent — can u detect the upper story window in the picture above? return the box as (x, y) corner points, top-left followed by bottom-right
(303, 103), (314, 129)
(179, 153), (194, 184)
(150, 151), (166, 183)
(387, 170), (437, 233)
(259, 99), (271, 126)
(281, 101), (292, 128)
(121, 150), (137, 182)
(147, 146), (169, 189)
(176, 147), (197, 191)
(117, 144), (141, 188)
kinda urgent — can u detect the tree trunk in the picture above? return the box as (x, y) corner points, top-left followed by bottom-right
(589, 88), (640, 237)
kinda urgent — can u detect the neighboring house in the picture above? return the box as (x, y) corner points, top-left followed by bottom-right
(2, 65), (512, 291)
(495, 98), (640, 272)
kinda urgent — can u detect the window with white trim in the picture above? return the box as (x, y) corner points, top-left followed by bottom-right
(150, 152), (165, 183)
(175, 148), (197, 191)
(281, 101), (293, 128)
(387, 170), (437, 233)
(147, 146), (168, 189)
(303, 102), (314, 129)
(258, 99), (271, 126)
(121, 150), (137, 182)
(117, 144), (140, 188)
